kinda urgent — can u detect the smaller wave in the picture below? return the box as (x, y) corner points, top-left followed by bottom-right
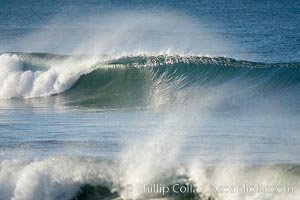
(0, 156), (299, 200)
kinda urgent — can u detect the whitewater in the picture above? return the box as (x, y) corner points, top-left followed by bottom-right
(1, 53), (299, 100)
(0, 1), (300, 200)
(0, 52), (299, 200)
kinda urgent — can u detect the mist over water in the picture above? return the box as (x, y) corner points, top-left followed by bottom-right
(3, 10), (237, 57)
(0, 1), (300, 200)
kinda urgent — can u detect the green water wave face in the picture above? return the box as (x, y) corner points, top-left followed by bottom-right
(1, 52), (300, 109)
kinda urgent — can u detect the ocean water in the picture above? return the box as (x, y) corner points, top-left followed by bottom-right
(0, 0), (300, 200)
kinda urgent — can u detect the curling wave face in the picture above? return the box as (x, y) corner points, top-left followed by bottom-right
(0, 52), (300, 110)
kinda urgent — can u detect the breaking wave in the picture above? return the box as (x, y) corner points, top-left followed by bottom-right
(0, 156), (299, 200)
(0, 52), (300, 109)
(1, 53), (300, 200)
